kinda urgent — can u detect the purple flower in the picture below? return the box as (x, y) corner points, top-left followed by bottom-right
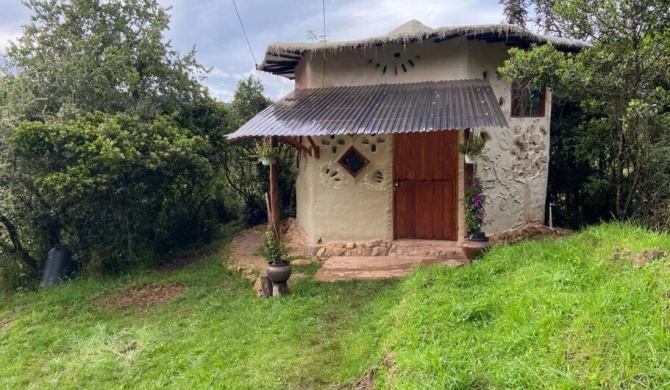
(478, 209), (485, 220)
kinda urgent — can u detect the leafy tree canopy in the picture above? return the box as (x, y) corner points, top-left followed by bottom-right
(4, 0), (209, 120)
(501, 0), (670, 227)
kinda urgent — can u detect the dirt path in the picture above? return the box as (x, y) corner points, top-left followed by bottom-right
(228, 224), (268, 273)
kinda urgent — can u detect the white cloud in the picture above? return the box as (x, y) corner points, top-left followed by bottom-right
(0, 0), (506, 101)
(0, 31), (20, 53)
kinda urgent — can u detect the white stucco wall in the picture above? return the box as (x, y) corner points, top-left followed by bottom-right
(293, 37), (551, 243)
(296, 134), (394, 243)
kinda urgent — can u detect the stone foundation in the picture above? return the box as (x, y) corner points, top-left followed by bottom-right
(310, 239), (465, 262)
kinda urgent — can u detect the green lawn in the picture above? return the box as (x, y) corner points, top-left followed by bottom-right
(0, 229), (402, 389)
(2, 223), (670, 389)
(380, 223), (670, 389)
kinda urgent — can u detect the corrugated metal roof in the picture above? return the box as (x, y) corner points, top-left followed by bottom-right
(226, 79), (508, 140)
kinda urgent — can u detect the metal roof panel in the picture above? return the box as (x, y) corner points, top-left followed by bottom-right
(226, 79), (508, 140)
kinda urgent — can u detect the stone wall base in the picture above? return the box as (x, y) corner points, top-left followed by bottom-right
(310, 239), (465, 262)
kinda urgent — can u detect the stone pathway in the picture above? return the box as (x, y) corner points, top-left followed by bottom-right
(313, 256), (462, 282)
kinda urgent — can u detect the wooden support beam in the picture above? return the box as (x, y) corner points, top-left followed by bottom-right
(275, 52), (302, 60)
(279, 136), (312, 156)
(306, 136), (320, 158)
(269, 136), (281, 241)
(265, 59), (300, 66)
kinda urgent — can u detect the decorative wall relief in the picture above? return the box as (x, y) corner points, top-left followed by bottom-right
(356, 135), (387, 154)
(322, 136), (350, 155)
(480, 153), (523, 216)
(509, 121), (548, 227)
(319, 161), (351, 189)
(478, 119), (551, 234)
(498, 128), (512, 150)
(317, 134), (389, 191)
(361, 165), (391, 192)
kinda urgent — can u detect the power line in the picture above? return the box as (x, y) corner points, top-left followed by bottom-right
(321, 0), (327, 87)
(322, 0), (327, 43)
(231, 0), (258, 66)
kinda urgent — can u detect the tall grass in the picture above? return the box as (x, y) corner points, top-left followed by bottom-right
(379, 223), (670, 388)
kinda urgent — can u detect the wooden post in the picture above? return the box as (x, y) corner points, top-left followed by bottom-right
(269, 136), (281, 241)
(260, 276), (273, 298)
(272, 282), (289, 296)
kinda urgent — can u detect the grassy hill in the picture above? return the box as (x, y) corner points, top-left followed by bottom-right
(1, 223), (670, 389)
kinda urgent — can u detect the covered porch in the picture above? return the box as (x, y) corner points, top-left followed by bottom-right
(226, 78), (508, 249)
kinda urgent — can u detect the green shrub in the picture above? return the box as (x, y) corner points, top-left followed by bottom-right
(8, 113), (225, 273)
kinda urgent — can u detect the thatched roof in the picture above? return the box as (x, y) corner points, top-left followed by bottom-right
(259, 20), (590, 79)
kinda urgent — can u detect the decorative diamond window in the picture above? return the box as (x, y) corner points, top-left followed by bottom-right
(337, 146), (370, 177)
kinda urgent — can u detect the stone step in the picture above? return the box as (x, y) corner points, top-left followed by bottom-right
(313, 256), (463, 282)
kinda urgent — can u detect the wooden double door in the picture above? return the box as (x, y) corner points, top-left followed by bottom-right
(393, 131), (458, 240)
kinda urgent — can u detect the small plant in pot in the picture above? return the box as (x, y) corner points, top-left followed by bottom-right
(462, 179), (490, 261)
(253, 138), (279, 166)
(260, 224), (292, 283)
(458, 134), (486, 164)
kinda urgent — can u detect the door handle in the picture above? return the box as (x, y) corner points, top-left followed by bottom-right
(394, 180), (400, 188)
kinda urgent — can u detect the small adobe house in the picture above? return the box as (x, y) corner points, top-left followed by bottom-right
(228, 20), (587, 249)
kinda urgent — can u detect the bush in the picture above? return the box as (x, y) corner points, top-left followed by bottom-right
(8, 113), (226, 273)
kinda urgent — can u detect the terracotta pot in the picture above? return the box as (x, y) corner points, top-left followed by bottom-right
(267, 261), (292, 283)
(462, 237), (490, 262)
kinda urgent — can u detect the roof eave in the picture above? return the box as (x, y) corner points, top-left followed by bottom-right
(257, 24), (590, 78)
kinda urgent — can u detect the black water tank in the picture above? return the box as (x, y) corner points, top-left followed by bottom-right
(41, 244), (75, 288)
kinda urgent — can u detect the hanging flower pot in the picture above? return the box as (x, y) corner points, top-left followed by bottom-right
(253, 138), (279, 166)
(458, 134), (486, 164)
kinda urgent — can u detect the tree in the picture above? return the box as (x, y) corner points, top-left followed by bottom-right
(529, 0), (561, 35)
(0, 0), (231, 290)
(500, 0), (670, 227)
(499, 0), (529, 27)
(4, 0), (208, 120)
(230, 76), (272, 127)
(223, 76), (297, 226)
(500, 0), (565, 36)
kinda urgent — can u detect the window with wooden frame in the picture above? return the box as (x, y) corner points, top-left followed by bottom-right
(337, 146), (370, 177)
(511, 83), (546, 117)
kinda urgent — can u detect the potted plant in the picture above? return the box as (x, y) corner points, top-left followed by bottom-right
(461, 179), (490, 261)
(253, 138), (279, 166)
(458, 134), (486, 164)
(260, 224), (292, 283)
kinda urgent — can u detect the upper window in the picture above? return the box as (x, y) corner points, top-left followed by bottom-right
(511, 84), (546, 117)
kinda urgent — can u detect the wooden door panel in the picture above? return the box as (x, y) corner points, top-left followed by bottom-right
(395, 182), (407, 239)
(432, 183), (445, 239)
(393, 131), (458, 240)
(405, 183), (416, 238)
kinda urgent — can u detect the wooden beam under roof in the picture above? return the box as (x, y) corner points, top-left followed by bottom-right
(265, 59), (299, 66)
(279, 136), (313, 157)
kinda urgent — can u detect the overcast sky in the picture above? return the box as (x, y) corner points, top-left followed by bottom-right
(0, 0), (505, 102)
